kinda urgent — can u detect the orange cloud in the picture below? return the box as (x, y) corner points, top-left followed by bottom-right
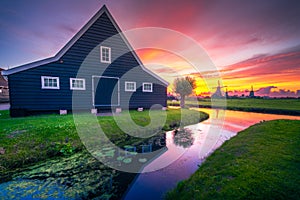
(138, 47), (300, 98)
(219, 50), (300, 93)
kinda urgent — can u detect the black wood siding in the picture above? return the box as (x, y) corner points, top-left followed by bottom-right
(8, 13), (167, 114)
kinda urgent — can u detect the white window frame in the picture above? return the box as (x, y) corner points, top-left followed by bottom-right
(125, 81), (136, 92)
(70, 78), (86, 90)
(143, 82), (153, 92)
(41, 76), (60, 89)
(100, 46), (111, 63)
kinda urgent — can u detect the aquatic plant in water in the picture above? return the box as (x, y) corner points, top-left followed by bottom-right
(173, 128), (195, 148)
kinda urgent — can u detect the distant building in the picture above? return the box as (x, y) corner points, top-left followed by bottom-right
(167, 94), (178, 101)
(0, 68), (9, 102)
(249, 86), (255, 98)
(211, 81), (225, 98)
(225, 88), (229, 99)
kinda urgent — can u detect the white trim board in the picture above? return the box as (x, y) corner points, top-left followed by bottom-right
(70, 78), (86, 90)
(41, 76), (60, 89)
(100, 46), (111, 63)
(125, 81), (136, 92)
(142, 82), (153, 92)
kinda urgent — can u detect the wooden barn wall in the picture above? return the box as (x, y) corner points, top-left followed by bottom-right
(8, 13), (167, 112)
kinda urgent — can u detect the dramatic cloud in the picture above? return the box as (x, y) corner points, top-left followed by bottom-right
(274, 89), (299, 98)
(0, 0), (299, 97)
(256, 86), (277, 95)
(225, 86), (300, 98)
(217, 47), (300, 95)
(256, 87), (300, 98)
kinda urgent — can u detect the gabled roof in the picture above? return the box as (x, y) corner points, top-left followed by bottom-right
(2, 5), (168, 86)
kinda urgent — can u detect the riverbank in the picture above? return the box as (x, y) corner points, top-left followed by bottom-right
(0, 108), (209, 199)
(168, 98), (300, 116)
(166, 119), (300, 199)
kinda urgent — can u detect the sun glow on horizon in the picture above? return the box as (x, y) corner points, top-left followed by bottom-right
(137, 48), (300, 98)
(137, 49), (215, 96)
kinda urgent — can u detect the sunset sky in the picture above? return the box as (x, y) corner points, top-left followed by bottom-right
(0, 0), (300, 97)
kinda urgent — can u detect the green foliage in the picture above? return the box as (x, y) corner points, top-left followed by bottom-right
(0, 110), (9, 119)
(174, 76), (196, 97)
(169, 98), (300, 114)
(0, 151), (118, 199)
(173, 128), (194, 148)
(173, 76), (196, 108)
(0, 108), (208, 175)
(166, 120), (300, 199)
(197, 98), (300, 111)
(54, 142), (76, 156)
(0, 108), (208, 199)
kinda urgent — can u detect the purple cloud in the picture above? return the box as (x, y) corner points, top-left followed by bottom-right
(256, 86), (277, 95)
(255, 86), (300, 97)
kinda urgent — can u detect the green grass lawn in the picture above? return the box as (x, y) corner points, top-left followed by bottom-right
(166, 120), (300, 200)
(200, 98), (300, 110)
(0, 108), (208, 177)
(169, 98), (300, 115)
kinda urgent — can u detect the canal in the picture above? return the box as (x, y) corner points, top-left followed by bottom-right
(124, 108), (300, 200)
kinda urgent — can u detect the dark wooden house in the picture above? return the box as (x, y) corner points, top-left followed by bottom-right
(2, 5), (168, 117)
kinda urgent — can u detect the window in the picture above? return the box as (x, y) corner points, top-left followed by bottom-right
(100, 46), (111, 63)
(143, 83), (153, 92)
(125, 81), (136, 92)
(41, 76), (60, 89)
(70, 78), (86, 90)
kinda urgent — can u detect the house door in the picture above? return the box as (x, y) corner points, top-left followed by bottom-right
(92, 76), (119, 106)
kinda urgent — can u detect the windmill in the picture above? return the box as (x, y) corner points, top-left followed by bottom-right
(225, 87), (229, 98)
(249, 85), (255, 98)
(212, 80), (227, 98)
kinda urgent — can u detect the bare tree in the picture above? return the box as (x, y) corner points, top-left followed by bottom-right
(173, 76), (196, 108)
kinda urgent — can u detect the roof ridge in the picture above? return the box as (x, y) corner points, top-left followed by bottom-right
(2, 5), (109, 76)
(2, 5), (168, 86)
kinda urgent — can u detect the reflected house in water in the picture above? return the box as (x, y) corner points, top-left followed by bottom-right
(0, 68), (9, 102)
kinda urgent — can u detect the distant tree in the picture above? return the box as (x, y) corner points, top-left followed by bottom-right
(173, 76), (196, 108)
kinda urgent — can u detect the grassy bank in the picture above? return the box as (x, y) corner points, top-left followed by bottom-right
(0, 108), (208, 199)
(0, 108), (208, 177)
(169, 98), (300, 115)
(166, 120), (300, 199)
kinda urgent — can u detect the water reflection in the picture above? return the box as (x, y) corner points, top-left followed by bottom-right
(173, 128), (194, 148)
(124, 109), (300, 200)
